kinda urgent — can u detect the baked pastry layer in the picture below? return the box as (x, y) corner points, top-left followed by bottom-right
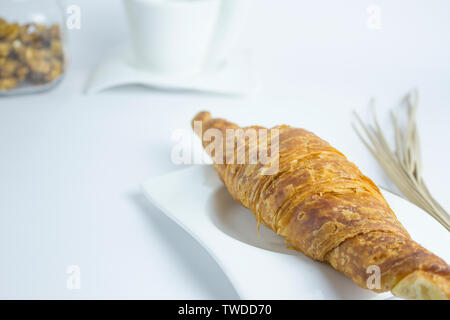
(192, 111), (450, 299)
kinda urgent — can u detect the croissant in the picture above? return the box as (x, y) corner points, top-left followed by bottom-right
(191, 111), (449, 300)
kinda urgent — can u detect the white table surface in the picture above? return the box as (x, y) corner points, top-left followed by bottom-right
(0, 0), (449, 299)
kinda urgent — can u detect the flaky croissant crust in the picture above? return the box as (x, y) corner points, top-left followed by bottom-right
(192, 111), (449, 299)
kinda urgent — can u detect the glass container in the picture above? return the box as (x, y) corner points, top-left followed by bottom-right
(0, 0), (67, 95)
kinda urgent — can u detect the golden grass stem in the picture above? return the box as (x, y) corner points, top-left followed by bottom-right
(353, 90), (450, 231)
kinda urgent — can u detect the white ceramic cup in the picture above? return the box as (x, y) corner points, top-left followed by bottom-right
(123, 0), (252, 76)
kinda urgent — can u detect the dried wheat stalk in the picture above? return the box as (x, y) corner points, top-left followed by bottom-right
(353, 90), (450, 231)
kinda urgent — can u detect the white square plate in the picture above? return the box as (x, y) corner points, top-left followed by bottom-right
(141, 165), (449, 299)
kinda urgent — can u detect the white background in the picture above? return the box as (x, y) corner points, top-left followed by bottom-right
(0, 0), (449, 298)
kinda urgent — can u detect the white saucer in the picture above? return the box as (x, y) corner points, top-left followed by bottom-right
(85, 46), (257, 95)
(141, 165), (449, 299)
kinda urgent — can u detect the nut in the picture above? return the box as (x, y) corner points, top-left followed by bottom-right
(0, 77), (17, 90)
(0, 41), (11, 57)
(15, 64), (29, 81)
(0, 23), (20, 41)
(0, 58), (19, 77)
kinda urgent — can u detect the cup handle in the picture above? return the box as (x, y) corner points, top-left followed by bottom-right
(206, 0), (253, 70)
